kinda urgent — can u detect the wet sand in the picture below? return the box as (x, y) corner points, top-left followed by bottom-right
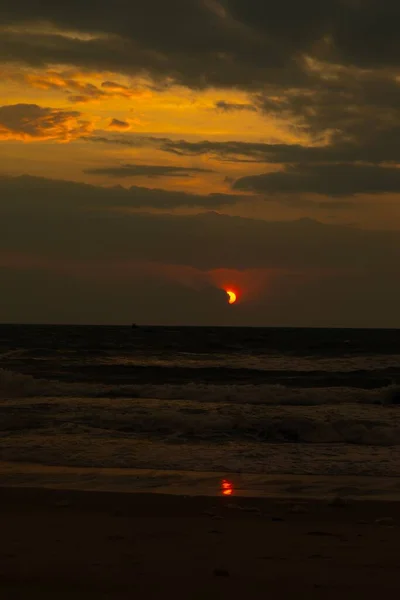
(1, 486), (400, 599)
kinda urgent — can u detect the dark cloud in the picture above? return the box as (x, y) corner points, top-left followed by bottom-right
(108, 119), (130, 130)
(0, 174), (398, 270)
(85, 134), (157, 148)
(2, 1), (400, 164)
(85, 135), (320, 164)
(1, 3), (400, 324)
(1, 173), (400, 325)
(87, 132), (400, 167)
(0, 174), (241, 210)
(84, 164), (214, 178)
(0, 5), (301, 90)
(1, 2), (398, 62)
(101, 81), (130, 91)
(256, 69), (400, 145)
(215, 100), (257, 112)
(1, 1), (400, 83)
(234, 164), (400, 197)
(85, 134), (400, 197)
(147, 138), (313, 163)
(224, 0), (400, 69)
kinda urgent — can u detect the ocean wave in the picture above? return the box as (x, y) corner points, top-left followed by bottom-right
(58, 417), (398, 446)
(66, 408), (400, 446)
(2, 390), (400, 446)
(0, 368), (76, 397)
(0, 368), (387, 405)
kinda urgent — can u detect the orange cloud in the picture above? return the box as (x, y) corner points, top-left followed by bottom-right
(100, 80), (139, 98)
(11, 69), (148, 104)
(0, 103), (93, 141)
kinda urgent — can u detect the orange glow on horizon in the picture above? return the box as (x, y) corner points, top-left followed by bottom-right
(221, 479), (234, 496)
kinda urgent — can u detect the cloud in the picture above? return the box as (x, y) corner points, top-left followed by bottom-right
(0, 1), (326, 93)
(0, 103), (92, 141)
(4, 69), (147, 104)
(256, 65), (400, 146)
(1, 1), (400, 86)
(2, 2), (400, 173)
(0, 24), (287, 91)
(108, 118), (130, 130)
(86, 134), (170, 150)
(1, 173), (400, 325)
(215, 100), (257, 112)
(225, 0), (400, 70)
(233, 164), (400, 197)
(0, 174), (398, 270)
(101, 80), (129, 91)
(84, 134), (400, 197)
(84, 164), (214, 178)
(87, 132), (400, 167)
(1, 4), (400, 324)
(85, 134), (325, 165)
(0, 174), (242, 210)
(148, 137), (307, 162)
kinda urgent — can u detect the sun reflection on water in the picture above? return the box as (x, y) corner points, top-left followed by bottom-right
(221, 479), (234, 496)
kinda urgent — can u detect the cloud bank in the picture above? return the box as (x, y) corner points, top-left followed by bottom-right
(0, 174), (399, 326)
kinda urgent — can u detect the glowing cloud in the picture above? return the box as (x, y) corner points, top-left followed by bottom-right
(0, 103), (93, 141)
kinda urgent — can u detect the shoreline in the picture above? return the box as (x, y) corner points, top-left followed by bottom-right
(2, 482), (400, 510)
(2, 460), (400, 501)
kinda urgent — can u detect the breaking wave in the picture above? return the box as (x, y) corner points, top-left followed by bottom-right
(0, 368), (390, 406)
(58, 406), (400, 446)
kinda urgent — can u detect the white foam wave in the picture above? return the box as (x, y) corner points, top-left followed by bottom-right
(0, 368), (86, 397)
(2, 390), (400, 446)
(0, 368), (386, 406)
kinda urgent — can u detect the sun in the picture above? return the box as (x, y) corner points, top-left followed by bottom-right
(226, 290), (237, 304)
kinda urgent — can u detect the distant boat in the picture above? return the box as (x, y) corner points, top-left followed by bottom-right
(131, 323), (139, 329)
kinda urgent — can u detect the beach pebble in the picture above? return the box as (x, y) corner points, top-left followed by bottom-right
(213, 568), (230, 577)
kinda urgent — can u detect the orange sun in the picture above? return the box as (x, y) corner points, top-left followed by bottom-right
(226, 290), (237, 304)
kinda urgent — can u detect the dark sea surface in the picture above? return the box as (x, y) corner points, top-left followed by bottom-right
(1, 325), (400, 489)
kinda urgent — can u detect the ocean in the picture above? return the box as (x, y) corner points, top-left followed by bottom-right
(1, 324), (400, 497)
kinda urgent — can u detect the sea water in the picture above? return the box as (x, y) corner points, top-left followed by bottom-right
(1, 324), (400, 495)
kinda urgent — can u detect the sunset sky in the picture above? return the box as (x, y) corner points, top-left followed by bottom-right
(1, 1), (400, 326)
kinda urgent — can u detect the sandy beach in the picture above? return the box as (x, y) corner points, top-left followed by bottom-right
(1, 486), (400, 599)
